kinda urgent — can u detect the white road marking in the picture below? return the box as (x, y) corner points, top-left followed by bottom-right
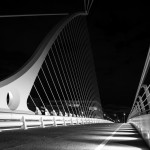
(95, 124), (124, 150)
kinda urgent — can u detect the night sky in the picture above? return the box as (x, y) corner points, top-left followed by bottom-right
(87, 1), (150, 119)
(0, 1), (150, 120)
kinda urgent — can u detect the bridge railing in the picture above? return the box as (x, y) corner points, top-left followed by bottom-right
(128, 114), (150, 147)
(128, 48), (150, 147)
(128, 84), (150, 119)
(0, 112), (112, 131)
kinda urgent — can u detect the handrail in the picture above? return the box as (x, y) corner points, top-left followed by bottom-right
(129, 99), (150, 118)
(0, 112), (112, 131)
(129, 47), (150, 119)
(140, 85), (150, 99)
(128, 84), (150, 119)
(128, 114), (150, 147)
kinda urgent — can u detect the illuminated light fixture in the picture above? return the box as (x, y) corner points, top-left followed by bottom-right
(115, 132), (138, 135)
(98, 132), (137, 135)
(84, 136), (140, 141)
(110, 136), (140, 141)
(99, 132), (118, 135)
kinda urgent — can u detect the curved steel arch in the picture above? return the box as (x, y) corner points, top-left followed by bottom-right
(0, 12), (102, 117)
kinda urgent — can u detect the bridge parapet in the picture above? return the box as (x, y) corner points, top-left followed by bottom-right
(128, 48), (150, 147)
(0, 112), (112, 132)
(128, 114), (150, 147)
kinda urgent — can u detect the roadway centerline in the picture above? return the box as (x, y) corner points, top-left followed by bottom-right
(95, 123), (149, 150)
(95, 123), (123, 150)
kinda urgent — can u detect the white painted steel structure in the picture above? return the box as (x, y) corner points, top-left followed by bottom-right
(0, 112), (112, 131)
(0, 12), (111, 132)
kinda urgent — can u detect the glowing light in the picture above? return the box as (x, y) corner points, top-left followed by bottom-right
(110, 136), (140, 141)
(115, 132), (137, 135)
(91, 135), (139, 141)
(84, 135), (140, 141)
(96, 131), (137, 135)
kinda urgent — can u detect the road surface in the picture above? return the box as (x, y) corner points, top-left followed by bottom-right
(0, 123), (149, 150)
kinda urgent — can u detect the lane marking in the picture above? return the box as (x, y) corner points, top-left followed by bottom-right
(95, 123), (124, 150)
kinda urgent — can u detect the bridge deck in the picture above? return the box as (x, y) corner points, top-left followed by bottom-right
(0, 123), (149, 150)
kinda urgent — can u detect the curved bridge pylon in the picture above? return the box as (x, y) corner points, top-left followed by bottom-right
(0, 13), (112, 129)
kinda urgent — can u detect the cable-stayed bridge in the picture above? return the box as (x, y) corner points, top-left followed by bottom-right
(0, 3), (150, 150)
(0, 12), (105, 120)
(0, 8), (111, 125)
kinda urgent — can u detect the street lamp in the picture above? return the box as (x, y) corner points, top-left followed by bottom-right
(123, 113), (126, 123)
(114, 113), (118, 123)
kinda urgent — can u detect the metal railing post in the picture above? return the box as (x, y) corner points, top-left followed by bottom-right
(21, 116), (27, 130)
(139, 97), (145, 113)
(137, 101), (141, 115)
(71, 117), (73, 125)
(76, 118), (79, 125)
(63, 117), (66, 126)
(53, 117), (57, 127)
(40, 117), (45, 128)
(145, 88), (150, 112)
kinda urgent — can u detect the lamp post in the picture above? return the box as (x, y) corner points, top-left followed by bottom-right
(114, 113), (118, 122)
(123, 113), (126, 123)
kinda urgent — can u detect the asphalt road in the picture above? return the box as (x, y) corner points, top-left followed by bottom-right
(0, 123), (149, 150)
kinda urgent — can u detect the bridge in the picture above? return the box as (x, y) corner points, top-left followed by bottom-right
(0, 1), (150, 150)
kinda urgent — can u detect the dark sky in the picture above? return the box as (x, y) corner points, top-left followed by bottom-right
(87, 1), (150, 118)
(0, 0), (84, 80)
(0, 1), (150, 119)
